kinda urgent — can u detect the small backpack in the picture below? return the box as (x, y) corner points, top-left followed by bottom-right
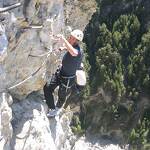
(76, 63), (86, 86)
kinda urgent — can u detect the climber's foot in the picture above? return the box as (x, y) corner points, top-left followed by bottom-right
(47, 107), (62, 118)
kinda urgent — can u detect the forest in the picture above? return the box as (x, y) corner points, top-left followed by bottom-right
(83, 0), (150, 149)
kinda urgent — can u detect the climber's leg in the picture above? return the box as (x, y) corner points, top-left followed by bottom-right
(43, 72), (60, 109)
(56, 77), (75, 108)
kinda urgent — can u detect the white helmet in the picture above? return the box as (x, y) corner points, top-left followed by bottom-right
(71, 29), (84, 41)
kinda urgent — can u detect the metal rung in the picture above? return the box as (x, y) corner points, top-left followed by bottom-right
(0, 3), (22, 13)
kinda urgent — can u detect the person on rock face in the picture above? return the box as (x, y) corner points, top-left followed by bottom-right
(43, 29), (84, 117)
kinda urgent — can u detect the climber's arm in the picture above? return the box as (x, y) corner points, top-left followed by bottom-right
(56, 34), (78, 56)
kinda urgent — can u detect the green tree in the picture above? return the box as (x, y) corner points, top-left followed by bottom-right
(128, 29), (150, 95)
(95, 23), (112, 49)
(96, 44), (125, 99)
(112, 15), (140, 64)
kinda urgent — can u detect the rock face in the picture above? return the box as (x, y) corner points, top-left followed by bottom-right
(0, 91), (77, 150)
(72, 136), (128, 150)
(0, 0), (96, 99)
(11, 92), (74, 150)
(0, 92), (126, 150)
(1, 0), (65, 99)
(0, 93), (13, 150)
(64, 0), (97, 30)
(83, 87), (150, 147)
(84, 89), (127, 142)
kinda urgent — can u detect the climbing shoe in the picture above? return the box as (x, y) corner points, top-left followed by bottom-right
(47, 107), (62, 117)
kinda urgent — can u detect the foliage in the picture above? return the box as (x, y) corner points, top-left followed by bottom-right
(129, 117), (150, 149)
(71, 115), (85, 135)
(83, 0), (150, 148)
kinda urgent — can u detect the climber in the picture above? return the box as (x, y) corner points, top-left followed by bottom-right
(43, 29), (84, 117)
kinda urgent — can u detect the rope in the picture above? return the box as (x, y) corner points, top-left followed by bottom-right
(0, 12), (63, 93)
(0, 25), (59, 93)
(0, 48), (54, 93)
(28, 47), (53, 58)
(61, 75), (75, 79)
(16, 120), (32, 140)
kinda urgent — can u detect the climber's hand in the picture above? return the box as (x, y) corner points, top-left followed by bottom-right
(58, 46), (67, 51)
(49, 33), (60, 41)
(56, 34), (65, 41)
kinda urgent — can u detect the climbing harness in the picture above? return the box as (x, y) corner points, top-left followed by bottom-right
(55, 66), (76, 93)
(61, 75), (76, 92)
(59, 74), (76, 109)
